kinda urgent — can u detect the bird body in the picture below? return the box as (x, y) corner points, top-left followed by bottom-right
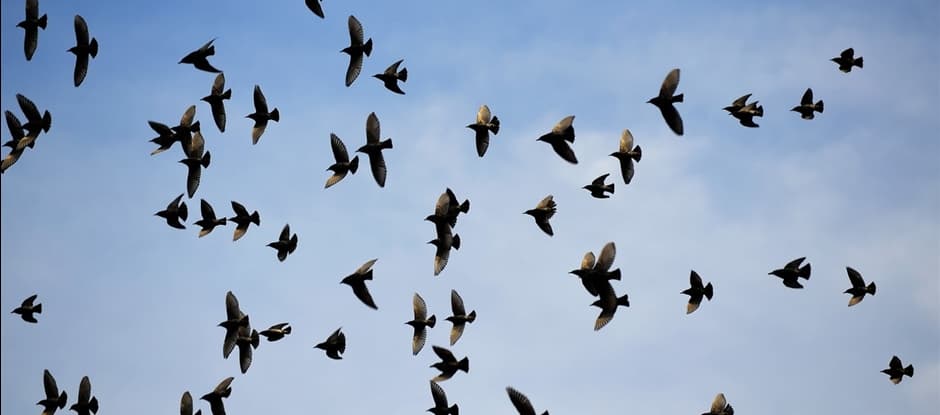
(844, 266), (876, 306)
(68, 15), (98, 87)
(466, 105), (500, 157)
(832, 48), (863, 72)
(374, 59), (408, 94)
(882, 355), (914, 384)
(228, 201), (260, 241)
(537, 115), (577, 164)
(341, 259), (379, 309)
(427, 380), (459, 415)
(37, 369), (67, 415)
(583, 173), (615, 198)
(315, 327), (346, 359)
(180, 38), (222, 73)
(260, 322), (292, 342)
(68, 376), (99, 415)
(446, 290), (476, 345)
(769, 257), (811, 289)
(342, 15), (373, 86)
(407, 293), (436, 355)
(246, 85), (279, 144)
(218, 291), (249, 359)
(201, 73), (231, 133)
(681, 270), (714, 314)
(267, 224), (298, 262)
(356, 112), (392, 187)
(609, 129), (642, 185)
(791, 88), (824, 119)
(524, 195), (557, 236)
(648, 68), (684, 135)
(155, 193), (188, 230)
(12, 294), (42, 323)
(325, 133), (359, 188)
(195, 199), (227, 237)
(18, 0), (47, 61)
(430, 345), (469, 382)
(200, 377), (234, 415)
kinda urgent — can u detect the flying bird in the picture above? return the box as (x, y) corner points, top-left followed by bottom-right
(609, 129), (642, 185)
(583, 173), (615, 198)
(38, 369), (68, 415)
(447, 289), (476, 345)
(430, 345), (469, 382)
(2, 112), (28, 173)
(648, 68), (684, 135)
(427, 380), (459, 415)
(68, 376), (99, 415)
(356, 112), (393, 187)
(466, 104), (500, 157)
(15, 93), (52, 150)
(234, 325), (260, 374)
(180, 391), (202, 415)
(881, 355), (914, 384)
(68, 15), (98, 87)
(832, 48), (863, 73)
(681, 270), (714, 314)
(180, 38), (222, 73)
(506, 386), (548, 415)
(340, 258), (379, 309)
(155, 193), (188, 230)
(305, 0), (325, 18)
(791, 88), (824, 120)
(406, 293), (436, 355)
(769, 257), (811, 289)
(201, 73), (231, 133)
(429, 221), (461, 276)
(524, 195), (557, 236)
(172, 105), (200, 158)
(591, 281), (630, 331)
(267, 224), (298, 262)
(315, 327), (346, 359)
(325, 133), (359, 188)
(246, 85), (280, 144)
(147, 121), (177, 156)
(724, 94), (763, 128)
(228, 201), (260, 241)
(702, 393), (734, 415)
(425, 188), (470, 229)
(12, 294), (42, 323)
(218, 291), (249, 359)
(374, 59), (407, 94)
(18, 0), (47, 61)
(536, 115), (577, 164)
(844, 266), (876, 306)
(178, 126), (210, 199)
(259, 322), (291, 342)
(342, 15), (373, 86)
(200, 377), (234, 415)
(569, 242), (622, 297)
(194, 199), (227, 238)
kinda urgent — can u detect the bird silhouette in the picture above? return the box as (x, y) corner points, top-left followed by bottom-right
(37, 369), (67, 415)
(648, 68), (684, 135)
(315, 327), (346, 359)
(430, 345), (469, 382)
(701, 393), (734, 415)
(325, 133), (359, 188)
(259, 322), (291, 342)
(218, 291), (249, 359)
(180, 38), (222, 73)
(536, 115), (577, 164)
(681, 270), (714, 314)
(831, 48), (863, 73)
(569, 242), (622, 297)
(466, 105), (500, 157)
(356, 112), (393, 187)
(12, 294), (42, 323)
(724, 94), (763, 128)
(524, 195), (556, 236)
(583, 173), (615, 198)
(374, 59), (407, 94)
(155, 193), (188, 230)
(791, 88), (824, 120)
(429, 222), (460, 276)
(194, 199), (227, 238)
(228, 201), (260, 241)
(769, 257), (811, 289)
(180, 391), (203, 415)
(447, 290), (476, 345)
(179, 152), (210, 199)
(342, 15), (373, 86)
(14, 93), (52, 150)
(506, 386), (548, 415)
(427, 380), (459, 415)
(68, 15), (98, 87)
(18, 0), (47, 61)
(267, 224), (298, 262)
(68, 376), (99, 415)
(425, 188), (470, 229)
(2, 112), (28, 173)
(305, 0), (325, 18)
(881, 356), (914, 384)
(406, 293), (436, 355)
(844, 266), (876, 306)
(341, 259), (379, 309)
(609, 129), (642, 185)
(246, 85), (280, 145)
(234, 325), (260, 374)
(201, 73), (231, 133)
(200, 377), (234, 415)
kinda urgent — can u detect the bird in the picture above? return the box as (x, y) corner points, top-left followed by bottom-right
(178, 144), (210, 199)
(447, 289), (476, 345)
(218, 291), (249, 359)
(591, 280), (630, 331)
(429, 222), (460, 276)
(259, 323), (291, 342)
(524, 195), (557, 236)
(536, 115), (577, 164)
(769, 257), (812, 289)
(200, 377), (234, 415)
(648, 68), (684, 135)
(356, 112), (393, 187)
(427, 380), (459, 415)
(374, 59), (407, 94)
(430, 345), (469, 382)
(724, 94), (763, 128)
(2, 112), (28, 173)
(406, 293), (436, 355)
(180, 38), (222, 73)
(681, 270), (714, 314)
(881, 355), (914, 384)
(583, 173), (615, 198)
(506, 386), (548, 415)
(702, 393), (734, 415)
(234, 325), (260, 374)
(315, 327), (346, 359)
(325, 133), (360, 189)
(14, 93), (52, 150)
(340, 258), (379, 309)
(180, 391), (202, 415)
(832, 48), (863, 73)
(425, 188), (470, 229)
(342, 15), (373, 87)
(68, 376), (99, 415)
(201, 73), (231, 133)
(246, 85), (279, 144)
(228, 201), (260, 241)
(194, 199), (227, 238)
(569, 242), (622, 297)
(147, 121), (177, 156)
(37, 369), (68, 415)
(722, 93), (752, 114)
(12, 294), (42, 323)
(791, 88), (824, 120)
(609, 129), (642, 185)
(267, 224), (298, 262)
(18, 0), (47, 61)
(68, 15), (98, 87)
(155, 193), (188, 230)
(466, 104), (500, 157)
(174, 105), (200, 158)
(844, 266), (876, 306)
(305, 0), (325, 18)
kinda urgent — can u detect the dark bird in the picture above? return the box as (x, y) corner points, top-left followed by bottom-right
(648, 68), (684, 135)
(315, 327), (346, 360)
(723, 93), (751, 114)
(569, 242), (622, 297)
(176, 105), (201, 158)
(524, 195), (557, 236)
(37, 369), (67, 415)
(342, 15), (373, 86)
(194, 199), (227, 238)
(18, 0), (47, 61)
(428, 380), (459, 415)
(374, 59), (407, 94)
(681, 270), (714, 314)
(466, 104), (500, 157)
(68, 376), (99, 415)
(769, 257), (812, 289)
(429, 222), (460, 277)
(446, 289), (476, 345)
(430, 345), (469, 382)
(180, 391), (202, 415)
(148, 121), (178, 156)
(583, 173), (615, 198)
(325, 133), (359, 189)
(180, 38), (222, 73)
(791, 88), (824, 120)
(702, 393), (734, 415)
(406, 293), (436, 356)
(200, 377), (234, 415)
(201, 73), (231, 133)
(2, 111), (28, 174)
(356, 112), (393, 187)
(15, 93), (52, 149)
(506, 386), (548, 415)
(246, 85), (279, 145)
(881, 356), (914, 384)
(12, 294), (42, 323)
(234, 325), (260, 374)
(832, 48), (863, 73)
(536, 115), (578, 164)
(591, 280), (630, 331)
(218, 291), (249, 359)
(68, 15), (98, 87)
(305, 0), (325, 18)
(155, 193), (188, 230)
(609, 129), (642, 185)
(150, 105), (196, 157)
(844, 266), (876, 307)
(340, 258), (379, 309)
(228, 201), (260, 241)
(267, 224), (298, 262)
(260, 322), (291, 342)
(724, 94), (763, 128)
(425, 188), (470, 229)
(178, 136), (210, 199)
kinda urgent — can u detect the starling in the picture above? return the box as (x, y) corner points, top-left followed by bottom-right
(315, 327), (346, 359)
(305, 0), (325, 18)
(446, 289), (476, 345)
(234, 325), (260, 374)
(524, 195), (557, 236)
(228, 201), (260, 241)
(12, 294), (42, 323)
(218, 291), (249, 359)
(68, 15), (98, 87)
(374, 59), (407, 94)
(723, 94), (751, 114)
(325, 133), (360, 189)
(37, 369), (67, 415)
(769, 257), (811, 289)
(180, 38), (222, 73)
(178, 147), (210, 199)
(406, 293), (436, 355)
(724, 94), (763, 128)
(791, 88), (824, 120)
(194, 199), (227, 238)
(844, 266), (876, 307)
(15, 93), (52, 150)
(267, 224), (298, 262)
(246, 85), (280, 145)
(174, 105), (200, 158)
(647, 68), (684, 135)
(609, 129), (642, 185)
(340, 258), (379, 309)
(569, 242), (622, 297)
(18, 0), (47, 61)
(701, 393), (734, 415)
(2, 111), (28, 174)
(881, 356), (914, 384)
(68, 376), (99, 415)
(200, 377), (234, 415)
(430, 345), (469, 382)
(506, 386), (548, 415)
(427, 380), (459, 415)
(260, 322), (292, 342)
(356, 112), (393, 187)
(536, 115), (577, 164)
(681, 270), (714, 314)
(342, 15), (373, 87)
(148, 121), (177, 156)
(425, 188), (470, 229)
(155, 193), (188, 230)
(466, 104), (500, 157)
(591, 281), (630, 331)
(832, 48), (863, 73)
(201, 73), (231, 133)
(583, 173), (615, 198)
(180, 391), (202, 415)
(429, 224), (460, 276)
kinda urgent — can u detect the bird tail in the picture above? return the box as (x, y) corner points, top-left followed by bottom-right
(672, 93), (684, 103)
(201, 151), (212, 168)
(398, 67), (408, 82)
(89, 396), (99, 414)
(459, 199), (470, 214)
(815, 100), (824, 113)
(449, 404), (459, 415)
(632, 145), (642, 162)
(607, 268), (622, 281)
(704, 282), (714, 300)
(38, 14), (48, 29)
(250, 329), (260, 349)
(458, 357), (469, 372)
(605, 183), (615, 193)
(178, 202), (189, 222)
(219, 217), (228, 226)
(283, 325), (292, 335)
(221, 89), (232, 100)
(270, 108), (280, 122)
(489, 116), (500, 134)
(754, 105), (764, 117)
(452, 234), (461, 250)
(798, 263), (811, 279)
(250, 211), (260, 226)
(42, 111), (52, 132)
(617, 294), (630, 307)
(904, 365), (914, 377)
(363, 38), (373, 56)
(380, 138), (393, 150)
(89, 38), (99, 58)
(855, 57), (863, 68)
(466, 310), (476, 322)
(866, 282), (876, 295)
(345, 156), (359, 175)
(427, 314), (437, 328)
(33, 303), (42, 314)
(58, 391), (68, 409)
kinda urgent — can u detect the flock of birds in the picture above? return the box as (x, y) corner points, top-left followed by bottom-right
(2, 1), (915, 414)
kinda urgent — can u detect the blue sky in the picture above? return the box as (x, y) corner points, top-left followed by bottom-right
(2, 0), (938, 413)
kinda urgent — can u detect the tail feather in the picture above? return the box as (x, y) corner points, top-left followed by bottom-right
(42, 111), (52, 132)
(250, 211), (260, 226)
(178, 202), (189, 222)
(89, 38), (99, 58)
(755, 105), (764, 117)
(607, 268), (622, 281)
(449, 403), (459, 415)
(398, 67), (408, 82)
(632, 145), (642, 162)
(250, 329), (260, 349)
(489, 116), (500, 134)
(363, 38), (373, 56)
(349, 155), (360, 174)
(201, 151), (212, 168)
(33, 303), (42, 314)
(605, 183), (615, 193)
(427, 315), (436, 328)
(617, 294), (630, 307)
(855, 57), (863, 68)
(89, 396), (99, 414)
(466, 310), (476, 322)
(38, 14), (48, 29)
(221, 89), (232, 99)
(459, 199), (470, 214)
(703, 282), (714, 300)
(381, 138), (393, 149)
(672, 93), (684, 103)
(458, 357), (469, 372)
(867, 282), (876, 295)
(815, 100), (824, 113)
(799, 263), (811, 279)
(452, 234), (461, 250)
(219, 217), (227, 226)
(904, 365), (914, 377)
(58, 391), (68, 408)
(270, 108), (280, 122)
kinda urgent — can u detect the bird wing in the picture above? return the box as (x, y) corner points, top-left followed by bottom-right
(367, 148), (387, 187)
(230, 201), (248, 218)
(352, 280), (378, 309)
(74, 15), (90, 46)
(214, 377), (235, 394)
(413, 325), (428, 355)
(889, 355), (902, 370)
(238, 337), (253, 373)
(619, 129), (634, 153)
(26, 0), (38, 20)
(435, 191), (452, 218)
(225, 291), (242, 321)
(413, 293), (428, 320)
(74, 53), (90, 87)
(800, 88), (814, 106)
(180, 391), (194, 415)
(200, 199), (217, 222)
(506, 386), (537, 415)
(356, 258), (378, 275)
(450, 289), (466, 316)
(552, 115), (575, 135)
(549, 140), (578, 164)
(345, 53), (364, 87)
(22, 294), (38, 307)
(474, 127), (490, 157)
(16, 94), (42, 125)
(330, 133), (350, 163)
(690, 270), (703, 289)
(306, 0), (325, 18)
(594, 242), (616, 272)
(385, 59), (403, 75)
(731, 93), (751, 108)
(253, 85), (268, 114)
(198, 38), (216, 54)
(659, 68), (680, 98)
(78, 376), (91, 404)
(43, 369), (59, 399)
(185, 159), (202, 198)
(591, 173), (609, 187)
(846, 266), (865, 288)
(5, 111), (25, 140)
(179, 105), (197, 128)
(658, 103), (684, 136)
(477, 105), (491, 124)
(430, 380), (449, 408)
(535, 217), (554, 236)
(279, 224), (291, 242)
(784, 257), (806, 270)
(365, 112), (381, 144)
(348, 15), (364, 46)
(710, 393), (728, 413)
(185, 130), (205, 159)
(580, 251), (596, 270)
(618, 157), (635, 185)
(211, 73), (225, 96)
(449, 321), (465, 345)
(432, 345), (456, 362)
(841, 48), (854, 60)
